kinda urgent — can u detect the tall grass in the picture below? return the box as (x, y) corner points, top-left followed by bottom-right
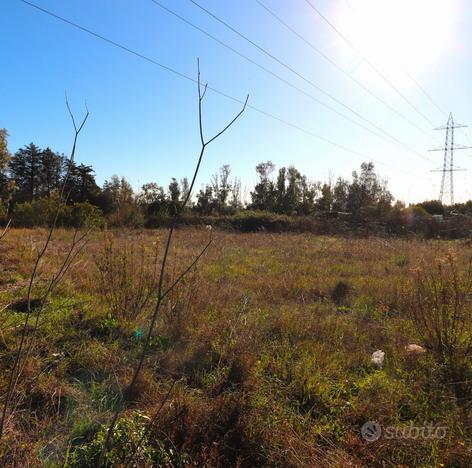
(1, 228), (471, 465)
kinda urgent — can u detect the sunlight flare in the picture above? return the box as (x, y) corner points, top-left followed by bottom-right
(334, 0), (459, 86)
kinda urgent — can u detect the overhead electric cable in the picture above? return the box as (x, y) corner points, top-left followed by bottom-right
(255, 0), (434, 139)
(186, 0), (435, 147)
(150, 0), (432, 162)
(16, 0), (422, 177)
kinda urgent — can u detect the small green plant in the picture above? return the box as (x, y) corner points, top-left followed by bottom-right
(394, 254), (410, 267)
(68, 411), (153, 467)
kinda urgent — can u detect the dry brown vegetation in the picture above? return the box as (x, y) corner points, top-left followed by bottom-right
(1, 227), (472, 466)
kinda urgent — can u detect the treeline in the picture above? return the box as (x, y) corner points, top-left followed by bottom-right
(2, 129), (472, 233)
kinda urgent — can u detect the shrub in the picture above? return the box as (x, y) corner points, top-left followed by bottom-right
(229, 210), (293, 232)
(12, 196), (104, 228)
(107, 203), (144, 228)
(69, 202), (104, 228)
(95, 230), (159, 321)
(407, 251), (472, 376)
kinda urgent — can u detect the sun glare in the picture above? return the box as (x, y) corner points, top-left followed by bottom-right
(333, 0), (459, 86)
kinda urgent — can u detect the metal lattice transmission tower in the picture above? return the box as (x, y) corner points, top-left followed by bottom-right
(429, 113), (471, 205)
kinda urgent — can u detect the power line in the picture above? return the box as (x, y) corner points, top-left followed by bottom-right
(302, 0), (437, 127)
(255, 0), (434, 140)
(150, 0), (432, 163)
(186, 0), (434, 156)
(15, 0), (420, 178)
(344, 0), (354, 10)
(149, 1), (391, 146)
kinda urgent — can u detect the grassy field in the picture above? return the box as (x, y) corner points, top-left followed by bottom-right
(0, 227), (471, 466)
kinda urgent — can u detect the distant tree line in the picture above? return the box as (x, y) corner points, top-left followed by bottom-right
(2, 128), (472, 231)
(248, 160), (394, 217)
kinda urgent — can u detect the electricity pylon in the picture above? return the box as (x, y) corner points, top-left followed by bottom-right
(429, 113), (471, 205)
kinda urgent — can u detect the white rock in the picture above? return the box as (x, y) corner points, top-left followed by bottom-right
(371, 350), (385, 368)
(205, 225), (213, 231)
(405, 344), (426, 355)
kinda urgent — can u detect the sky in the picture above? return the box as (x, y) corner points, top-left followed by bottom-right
(1, 0), (472, 203)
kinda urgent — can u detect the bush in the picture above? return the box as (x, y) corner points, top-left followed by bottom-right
(95, 230), (159, 321)
(407, 251), (472, 376)
(228, 210), (294, 232)
(12, 196), (104, 228)
(70, 202), (104, 228)
(107, 203), (144, 228)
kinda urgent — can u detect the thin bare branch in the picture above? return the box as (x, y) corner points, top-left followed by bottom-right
(0, 219), (12, 242)
(0, 100), (89, 439)
(161, 236), (212, 301)
(16, 230), (91, 381)
(206, 94), (249, 146)
(197, 59), (205, 146)
(98, 63), (247, 466)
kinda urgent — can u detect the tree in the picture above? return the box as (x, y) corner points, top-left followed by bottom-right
(218, 164), (232, 210)
(0, 129), (11, 202)
(347, 162), (393, 217)
(9, 143), (42, 202)
(62, 160), (99, 204)
(76, 164), (100, 203)
(39, 148), (63, 198)
(101, 176), (140, 226)
(299, 176), (317, 214)
(102, 176), (134, 213)
(316, 182), (332, 212)
(168, 178), (181, 213)
(230, 177), (242, 209)
(0, 129), (10, 175)
(332, 177), (349, 212)
(180, 177), (190, 205)
(275, 167), (286, 213)
(250, 161), (275, 211)
(137, 182), (164, 206)
(285, 166), (303, 214)
(196, 185), (214, 215)
(417, 200), (444, 215)
(137, 182), (168, 216)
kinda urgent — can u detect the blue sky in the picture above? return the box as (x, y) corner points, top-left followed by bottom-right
(1, 0), (471, 203)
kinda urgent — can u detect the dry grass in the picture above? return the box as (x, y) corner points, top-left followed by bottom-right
(0, 228), (471, 466)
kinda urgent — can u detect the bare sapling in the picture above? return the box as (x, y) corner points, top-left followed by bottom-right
(97, 61), (248, 466)
(0, 99), (90, 439)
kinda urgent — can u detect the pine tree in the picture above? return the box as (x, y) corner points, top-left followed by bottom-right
(9, 143), (42, 202)
(39, 148), (63, 198)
